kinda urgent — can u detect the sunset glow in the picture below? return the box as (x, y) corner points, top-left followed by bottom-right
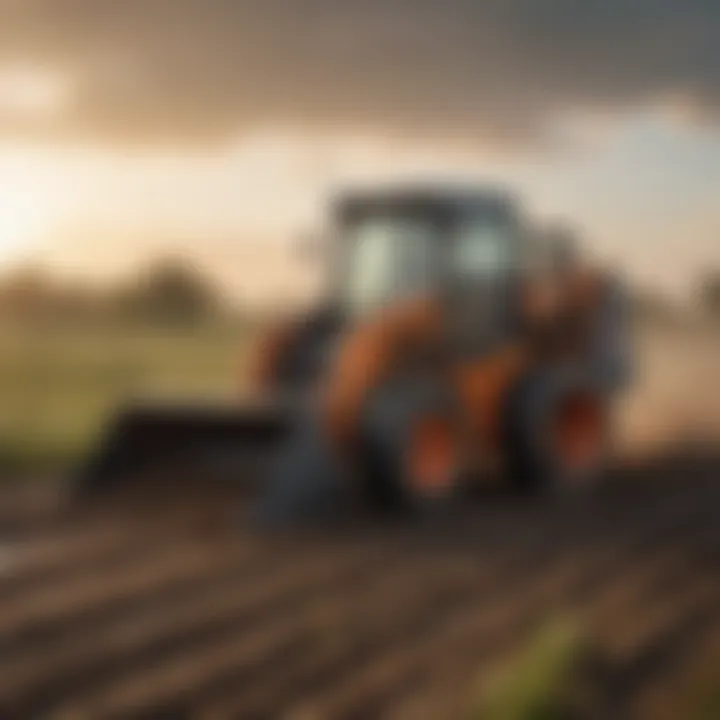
(0, 65), (71, 118)
(0, 177), (50, 264)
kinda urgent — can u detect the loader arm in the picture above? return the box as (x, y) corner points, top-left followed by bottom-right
(324, 295), (444, 448)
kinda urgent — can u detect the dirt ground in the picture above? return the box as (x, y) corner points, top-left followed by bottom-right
(0, 453), (718, 719)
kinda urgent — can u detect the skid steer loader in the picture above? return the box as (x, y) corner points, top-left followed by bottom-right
(76, 185), (631, 521)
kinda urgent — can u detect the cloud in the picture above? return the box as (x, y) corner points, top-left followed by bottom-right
(0, 0), (718, 146)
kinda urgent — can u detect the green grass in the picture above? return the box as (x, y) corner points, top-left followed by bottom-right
(671, 656), (720, 720)
(465, 620), (719, 720)
(0, 320), (253, 478)
(466, 620), (596, 720)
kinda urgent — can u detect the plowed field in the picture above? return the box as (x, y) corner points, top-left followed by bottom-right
(0, 456), (718, 719)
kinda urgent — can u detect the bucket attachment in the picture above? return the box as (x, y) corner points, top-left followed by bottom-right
(74, 397), (294, 496)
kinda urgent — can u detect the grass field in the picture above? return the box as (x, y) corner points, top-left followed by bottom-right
(0, 320), (253, 477)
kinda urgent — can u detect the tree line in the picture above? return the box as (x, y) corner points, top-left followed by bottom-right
(0, 259), (231, 327)
(1, 258), (719, 328)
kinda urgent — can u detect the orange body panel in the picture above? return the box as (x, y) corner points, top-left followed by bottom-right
(407, 415), (459, 495)
(323, 296), (532, 459)
(454, 343), (530, 458)
(521, 268), (609, 361)
(553, 392), (605, 472)
(323, 296), (443, 446)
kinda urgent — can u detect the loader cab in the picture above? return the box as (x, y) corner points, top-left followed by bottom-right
(334, 186), (527, 349)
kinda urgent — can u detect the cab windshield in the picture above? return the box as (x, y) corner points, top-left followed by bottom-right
(451, 214), (516, 281)
(343, 214), (438, 316)
(341, 210), (517, 316)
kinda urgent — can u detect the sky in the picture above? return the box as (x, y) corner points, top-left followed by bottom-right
(0, 0), (719, 302)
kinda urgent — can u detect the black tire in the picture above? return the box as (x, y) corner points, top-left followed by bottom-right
(503, 368), (609, 496)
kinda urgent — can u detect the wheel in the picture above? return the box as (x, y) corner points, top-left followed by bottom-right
(360, 377), (467, 513)
(504, 369), (609, 496)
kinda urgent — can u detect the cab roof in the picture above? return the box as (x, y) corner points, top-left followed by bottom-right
(333, 183), (518, 223)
